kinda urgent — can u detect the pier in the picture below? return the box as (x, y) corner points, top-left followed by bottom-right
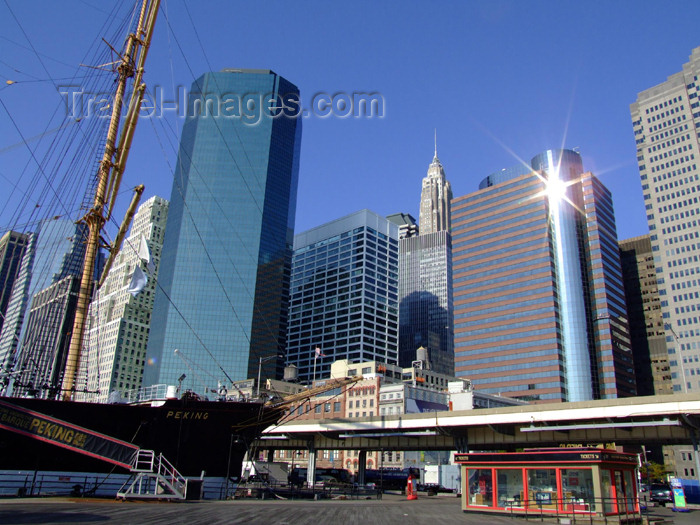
(0, 494), (697, 525)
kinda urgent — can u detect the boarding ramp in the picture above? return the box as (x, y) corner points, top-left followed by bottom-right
(0, 399), (139, 469)
(0, 400), (188, 500)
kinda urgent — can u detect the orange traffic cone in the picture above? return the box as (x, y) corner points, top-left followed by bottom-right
(406, 474), (418, 500)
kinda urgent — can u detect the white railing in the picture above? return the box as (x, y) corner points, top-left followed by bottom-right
(117, 450), (188, 500)
(121, 384), (170, 403)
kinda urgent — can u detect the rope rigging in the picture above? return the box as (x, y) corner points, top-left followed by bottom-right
(2, 0), (311, 399)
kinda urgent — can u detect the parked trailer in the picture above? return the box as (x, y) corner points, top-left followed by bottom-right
(365, 468), (421, 491)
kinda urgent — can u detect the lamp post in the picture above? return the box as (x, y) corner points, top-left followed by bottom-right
(257, 355), (282, 398)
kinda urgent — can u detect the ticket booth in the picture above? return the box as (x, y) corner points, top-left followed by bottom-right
(455, 449), (640, 521)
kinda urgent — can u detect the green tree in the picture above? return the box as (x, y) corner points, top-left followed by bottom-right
(641, 461), (672, 483)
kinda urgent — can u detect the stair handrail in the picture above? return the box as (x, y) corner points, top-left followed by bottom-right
(155, 453), (187, 495)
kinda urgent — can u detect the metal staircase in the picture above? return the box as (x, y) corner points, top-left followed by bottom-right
(117, 450), (188, 500)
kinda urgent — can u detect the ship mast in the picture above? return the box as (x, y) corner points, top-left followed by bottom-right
(61, 0), (161, 401)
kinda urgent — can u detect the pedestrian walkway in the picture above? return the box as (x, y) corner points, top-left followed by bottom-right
(0, 494), (696, 525)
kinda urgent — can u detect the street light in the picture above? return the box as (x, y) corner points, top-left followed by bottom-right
(257, 354), (283, 398)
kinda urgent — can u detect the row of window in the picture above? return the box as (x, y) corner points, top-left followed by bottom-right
(650, 143), (693, 167)
(644, 94), (686, 114)
(650, 122), (690, 143)
(663, 223), (699, 243)
(348, 399), (373, 408)
(647, 112), (687, 133)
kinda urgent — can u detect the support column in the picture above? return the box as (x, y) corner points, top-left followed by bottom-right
(307, 441), (317, 488)
(267, 448), (275, 463)
(455, 436), (469, 453)
(358, 450), (367, 485)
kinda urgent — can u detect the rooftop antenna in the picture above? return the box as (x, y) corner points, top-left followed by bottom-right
(434, 128), (438, 159)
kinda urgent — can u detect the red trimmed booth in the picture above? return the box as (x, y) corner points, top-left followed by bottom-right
(455, 448), (640, 521)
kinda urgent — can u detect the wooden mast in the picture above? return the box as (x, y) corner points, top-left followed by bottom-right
(61, 0), (161, 401)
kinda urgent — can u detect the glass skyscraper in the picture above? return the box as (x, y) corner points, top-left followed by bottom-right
(144, 69), (302, 392)
(286, 210), (399, 383)
(398, 231), (454, 374)
(630, 46), (700, 393)
(452, 149), (634, 403)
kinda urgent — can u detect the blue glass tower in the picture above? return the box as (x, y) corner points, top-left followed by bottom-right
(144, 69), (302, 392)
(531, 149), (593, 401)
(287, 210), (399, 383)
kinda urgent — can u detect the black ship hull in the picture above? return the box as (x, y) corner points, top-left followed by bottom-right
(0, 396), (282, 477)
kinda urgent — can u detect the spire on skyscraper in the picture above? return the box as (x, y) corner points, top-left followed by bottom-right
(419, 133), (452, 235)
(434, 129), (438, 161)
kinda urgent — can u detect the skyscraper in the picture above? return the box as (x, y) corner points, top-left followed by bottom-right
(286, 210), (399, 383)
(419, 142), (452, 235)
(11, 275), (79, 398)
(630, 46), (700, 393)
(619, 235), (672, 396)
(398, 231), (454, 374)
(452, 149), (635, 403)
(144, 70), (302, 392)
(398, 149), (455, 375)
(0, 218), (87, 380)
(76, 196), (168, 402)
(0, 232), (28, 338)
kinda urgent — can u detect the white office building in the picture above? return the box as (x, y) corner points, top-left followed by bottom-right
(76, 196), (168, 401)
(630, 46), (700, 393)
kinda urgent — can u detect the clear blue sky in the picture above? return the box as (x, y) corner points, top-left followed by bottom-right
(2, 0), (699, 242)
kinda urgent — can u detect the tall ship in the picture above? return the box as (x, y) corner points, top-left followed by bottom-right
(0, 391), (284, 477)
(0, 0), (330, 481)
(0, 378), (353, 477)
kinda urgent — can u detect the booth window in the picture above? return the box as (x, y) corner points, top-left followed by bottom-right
(560, 469), (595, 511)
(527, 469), (557, 509)
(601, 470), (615, 514)
(496, 469), (524, 508)
(467, 469), (493, 506)
(615, 470), (637, 514)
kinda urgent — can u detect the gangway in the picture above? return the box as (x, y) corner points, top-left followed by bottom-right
(117, 450), (188, 500)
